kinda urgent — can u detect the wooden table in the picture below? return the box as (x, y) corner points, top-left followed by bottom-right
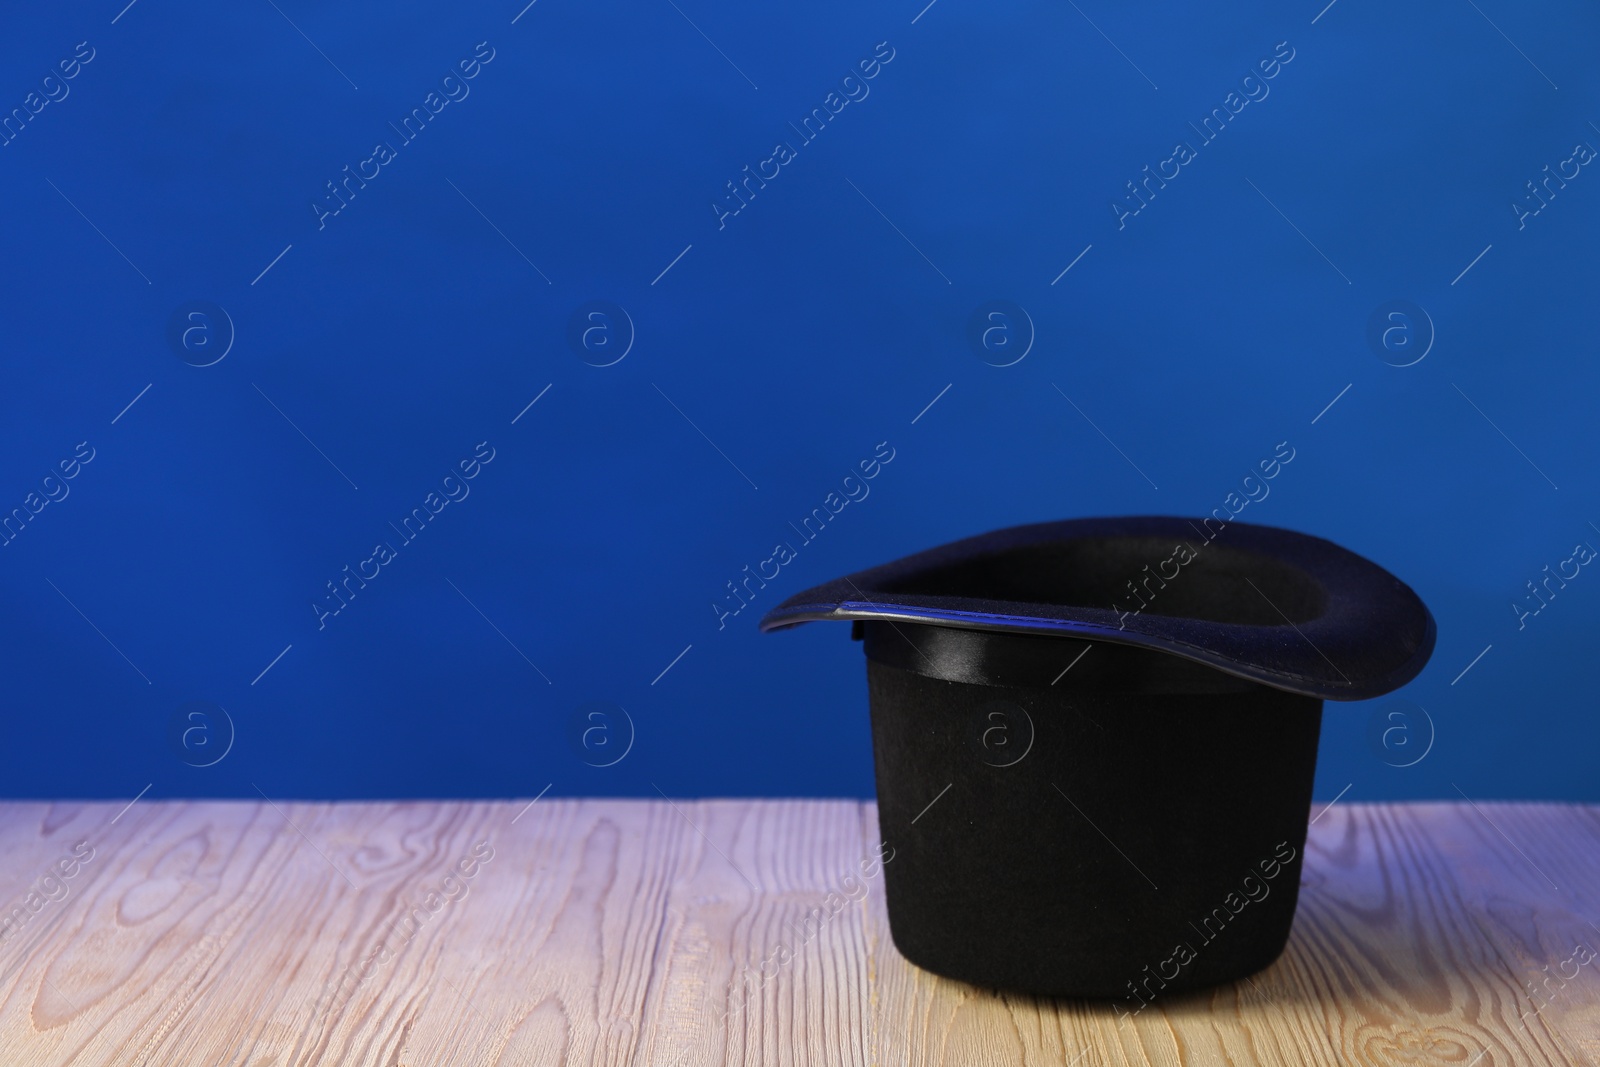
(0, 799), (1595, 1066)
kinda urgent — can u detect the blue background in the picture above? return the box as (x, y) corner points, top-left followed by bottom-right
(1, 0), (1595, 803)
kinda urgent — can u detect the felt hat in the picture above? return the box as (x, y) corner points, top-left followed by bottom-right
(761, 516), (1434, 999)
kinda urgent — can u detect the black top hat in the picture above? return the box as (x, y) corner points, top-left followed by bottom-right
(760, 516), (1435, 1000)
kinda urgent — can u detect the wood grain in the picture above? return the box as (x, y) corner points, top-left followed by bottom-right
(0, 799), (1593, 1066)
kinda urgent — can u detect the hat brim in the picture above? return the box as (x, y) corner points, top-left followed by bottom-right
(758, 516), (1435, 701)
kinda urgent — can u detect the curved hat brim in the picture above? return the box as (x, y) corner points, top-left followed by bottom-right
(758, 516), (1435, 702)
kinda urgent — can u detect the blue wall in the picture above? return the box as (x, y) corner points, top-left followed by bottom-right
(1, 0), (1595, 803)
